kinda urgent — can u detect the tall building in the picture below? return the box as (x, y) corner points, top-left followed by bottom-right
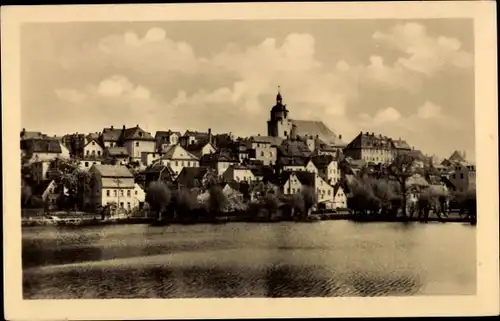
(343, 131), (412, 164)
(267, 87), (293, 139)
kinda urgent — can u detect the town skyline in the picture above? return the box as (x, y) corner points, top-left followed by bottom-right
(21, 19), (475, 161)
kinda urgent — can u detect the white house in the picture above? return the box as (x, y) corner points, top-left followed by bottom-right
(121, 125), (156, 163)
(279, 170), (334, 205)
(83, 138), (104, 158)
(222, 165), (256, 182)
(157, 144), (200, 177)
(334, 185), (347, 209)
(22, 138), (63, 162)
(89, 164), (138, 211)
(312, 155), (341, 185)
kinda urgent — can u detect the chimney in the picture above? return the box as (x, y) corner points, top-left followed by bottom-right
(339, 134), (342, 140)
(123, 125), (126, 130)
(136, 124), (139, 128)
(371, 132), (375, 136)
(111, 125), (114, 130)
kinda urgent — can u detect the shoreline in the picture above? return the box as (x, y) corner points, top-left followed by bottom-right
(21, 212), (476, 227)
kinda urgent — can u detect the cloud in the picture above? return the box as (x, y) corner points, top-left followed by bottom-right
(96, 75), (151, 100)
(417, 101), (442, 119)
(373, 22), (473, 76)
(54, 88), (88, 103)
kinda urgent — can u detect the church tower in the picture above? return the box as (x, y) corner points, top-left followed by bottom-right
(267, 86), (293, 139)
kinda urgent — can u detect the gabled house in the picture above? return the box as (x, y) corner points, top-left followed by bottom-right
(100, 126), (122, 148)
(333, 184), (347, 209)
(278, 157), (309, 172)
(175, 167), (211, 189)
(83, 138), (104, 159)
(103, 147), (130, 165)
(200, 149), (239, 176)
(448, 162), (476, 193)
(143, 162), (175, 188)
(155, 130), (181, 152)
(21, 128), (46, 140)
(222, 165), (256, 183)
(311, 155), (341, 185)
(140, 151), (165, 167)
(305, 159), (319, 174)
(186, 141), (216, 158)
(89, 164), (137, 211)
(119, 125), (156, 163)
(180, 129), (212, 148)
(157, 144), (200, 177)
(31, 179), (59, 209)
(276, 170), (334, 205)
(247, 135), (281, 166)
(21, 138), (64, 162)
(31, 160), (52, 183)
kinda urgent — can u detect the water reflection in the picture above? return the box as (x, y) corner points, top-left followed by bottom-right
(23, 221), (476, 299)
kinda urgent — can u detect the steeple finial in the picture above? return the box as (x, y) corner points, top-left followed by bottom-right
(276, 85), (282, 104)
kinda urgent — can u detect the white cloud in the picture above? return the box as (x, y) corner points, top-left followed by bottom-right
(417, 101), (442, 119)
(373, 22), (473, 76)
(54, 88), (88, 103)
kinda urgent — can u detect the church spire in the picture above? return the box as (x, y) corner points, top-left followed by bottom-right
(276, 85), (282, 104)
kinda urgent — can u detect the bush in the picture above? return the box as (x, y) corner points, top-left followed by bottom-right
(145, 181), (171, 216)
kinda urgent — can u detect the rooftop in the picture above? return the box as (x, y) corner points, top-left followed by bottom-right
(93, 164), (134, 178)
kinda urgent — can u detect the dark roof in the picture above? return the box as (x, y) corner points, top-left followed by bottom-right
(345, 132), (393, 150)
(175, 167), (209, 188)
(311, 155), (335, 170)
(200, 149), (239, 164)
(93, 165), (134, 178)
(408, 149), (427, 162)
(290, 120), (339, 144)
(449, 150), (466, 162)
(122, 126), (155, 141)
(277, 170), (315, 187)
(250, 165), (274, 180)
(101, 128), (122, 142)
(105, 147), (129, 157)
(21, 130), (46, 140)
(248, 135), (283, 147)
(279, 139), (312, 158)
(278, 156), (309, 166)
(23, 138), (62, 153)
(185, 141), (214, 157)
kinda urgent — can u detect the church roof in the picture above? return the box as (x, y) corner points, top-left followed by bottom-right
(449, 150), (466, 162)
(290, 120), (339, 144)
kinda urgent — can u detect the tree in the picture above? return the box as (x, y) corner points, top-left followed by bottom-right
(145, 181), (171, 219)
(388, 154), (417, 218)
(172, 188), (200, 220)
(208, 185), (228, 217)
(300, 186), (317, 218)
(21, 185), (32, 207)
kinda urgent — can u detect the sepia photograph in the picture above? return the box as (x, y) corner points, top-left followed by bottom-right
(2, 1), (498, 320)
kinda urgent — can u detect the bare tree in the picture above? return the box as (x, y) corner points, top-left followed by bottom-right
(388, 154), (417, 218)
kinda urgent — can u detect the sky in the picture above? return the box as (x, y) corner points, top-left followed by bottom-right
(21, 19), (475, 160)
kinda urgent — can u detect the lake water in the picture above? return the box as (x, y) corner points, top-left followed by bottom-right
(22, 221), (476, 299)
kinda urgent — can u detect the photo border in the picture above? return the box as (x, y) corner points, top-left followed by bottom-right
(2, 1), (498, 319)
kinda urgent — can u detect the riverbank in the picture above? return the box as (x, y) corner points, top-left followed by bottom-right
(22, 211), (475, 227)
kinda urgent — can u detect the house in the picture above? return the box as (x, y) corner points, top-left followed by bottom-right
(277, 170), (334, 205)
(333, 184), (347, 209)
(343, 132), (395, 164)
(78, 157), (103, 171)
(133, 183), (146, 209)
(143, 162), (175, 188)
(244, 161), (274, 182)
(157, 144), (200, 177)
(186, 141), (216, 158)
(21, 128), (46, 140)
(305, 159), (319, 174)
(222, 165), (256, 183)
(89, 164), (138, 211)
(62, 133), (87, 158)
(31, 160), (52, 183)
(140, 151), (165, 167)
(83, 138), (104, 159)
(103, 147), (129, 165)
(175, 167), (211, 189)
(31, 179), (59, 209)
(312, 155), (341, 185)
(200, 149), (239, 176)
(21, 138), (63, 162)
(278, 157), (308, 172)
(100, 126), (123, 148)
(448, 162), (476, 193)
(119, 125), (156, 163)
(155, 130), (181, 152)
(179, 129), (212, 148)
(247, 135), (280, 166)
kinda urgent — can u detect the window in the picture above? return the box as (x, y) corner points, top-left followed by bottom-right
(127, 190), (131, 197)
(135, 190), (138, 195)
(106, 190), (110, 197)
(261, 151), (264, 157)
(114, 190), (117, 197)
(97, 151), (101, 156)
(120, 190), (124, 196)
(127, 202), (131, 209)
(328, 190), (331, 196)
(120, 202), (124, 208)
(86, 150), (90, 156)
(460, 173), (464, 179)
(181, 161), (184, 167)
(85, 162), (89, 167)
(136, 142), (139, 147)
(175, 161), (178, 166)
(284, 131), (287, 136)
(452, 174), (456, 179)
